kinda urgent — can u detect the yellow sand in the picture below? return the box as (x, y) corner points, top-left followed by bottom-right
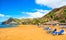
(0, 25), (66, 40)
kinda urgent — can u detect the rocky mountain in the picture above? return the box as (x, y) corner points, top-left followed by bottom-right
(41, 6), (66, 23)
(2, 18), (21, 24)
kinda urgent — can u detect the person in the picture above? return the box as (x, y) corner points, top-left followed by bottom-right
(37, 23), (41, 27)
(53, 28), (57, 33)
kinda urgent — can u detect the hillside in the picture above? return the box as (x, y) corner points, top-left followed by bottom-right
(42, 6), (66, 23)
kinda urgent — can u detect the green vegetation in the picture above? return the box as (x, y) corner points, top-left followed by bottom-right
(53, 16), (59, 20)
(32, 18), (43, 24)
(58, 20), (65, 23)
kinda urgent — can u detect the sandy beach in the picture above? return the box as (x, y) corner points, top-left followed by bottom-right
(0, 25), (66, 40)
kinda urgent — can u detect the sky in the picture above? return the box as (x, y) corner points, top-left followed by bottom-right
(0, 0), (66, 22)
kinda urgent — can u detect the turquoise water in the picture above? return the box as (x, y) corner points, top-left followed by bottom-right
(0, 22), (1, 24)
(0, 23), (18, 28)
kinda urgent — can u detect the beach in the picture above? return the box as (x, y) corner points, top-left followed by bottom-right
(0, 25), (66, 40)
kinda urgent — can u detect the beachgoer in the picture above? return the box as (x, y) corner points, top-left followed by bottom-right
(53, 28), (57, 33)
(37, 23), (41, 27)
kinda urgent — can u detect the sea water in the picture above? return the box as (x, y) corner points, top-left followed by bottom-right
(0, 22), (1, 25)
(0, 22), (18, 28)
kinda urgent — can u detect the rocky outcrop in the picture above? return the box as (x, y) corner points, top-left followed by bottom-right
(2, 18), (16, 24)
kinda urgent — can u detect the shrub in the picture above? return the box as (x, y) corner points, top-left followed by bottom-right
(53, 16), (59, 20)
(59, 20), (65, 23)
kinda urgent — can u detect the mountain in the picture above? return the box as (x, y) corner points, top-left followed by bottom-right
(41, 6), (66, 23)
(2, 18), (34, 25)
(2, 18), (21, 24)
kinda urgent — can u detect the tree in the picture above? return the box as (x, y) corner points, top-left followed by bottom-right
(53, 16), (59, 20)
(59, 20), (65, 23)
(32, 18), (41, 24)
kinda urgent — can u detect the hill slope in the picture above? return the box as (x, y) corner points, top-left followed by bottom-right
(42, 6), (66, 23)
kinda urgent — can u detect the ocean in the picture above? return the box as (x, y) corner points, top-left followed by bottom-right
(0, 22), (2, 25)
(0, 22), (18, 28)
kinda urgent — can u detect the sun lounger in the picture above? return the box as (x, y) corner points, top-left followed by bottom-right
(44, 27), (51, 31)
(44, 27), (52, 34)
(53, 29), (64, 35)
(48, 28), (57, 34)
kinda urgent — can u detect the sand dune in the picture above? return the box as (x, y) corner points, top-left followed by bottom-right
(0, 25), (66, 40)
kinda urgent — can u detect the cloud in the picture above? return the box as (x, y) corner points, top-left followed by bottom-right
(0, 13), (11, 18)
(35, 0), (66, 8)
(22, 9), (51, 18)
(0, 14), (5, 17)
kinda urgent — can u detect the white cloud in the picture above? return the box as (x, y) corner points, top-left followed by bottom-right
(0, 13), (11, 18)
(22, 9), (51, 18)
(0, 14), (5, 17)
(35, 0), (66, 8)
